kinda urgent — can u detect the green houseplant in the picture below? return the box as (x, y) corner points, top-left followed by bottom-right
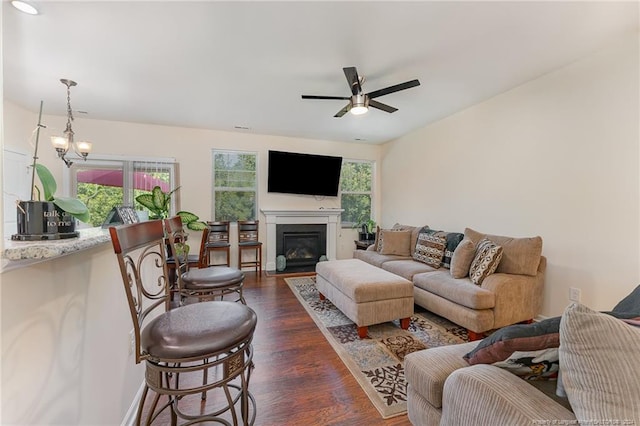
(353, 216), (376, 241)
(135, 185), (207, 231)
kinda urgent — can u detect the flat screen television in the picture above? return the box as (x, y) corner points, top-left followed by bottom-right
(268, 150), (342, 197)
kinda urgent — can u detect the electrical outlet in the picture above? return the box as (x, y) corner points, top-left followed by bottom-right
(569, 287), (581, 302)
(128, 329), (135, 356)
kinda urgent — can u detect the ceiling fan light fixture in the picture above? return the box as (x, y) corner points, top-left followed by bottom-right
(350, 93), (369, 115)
(350, 105), (368, 115)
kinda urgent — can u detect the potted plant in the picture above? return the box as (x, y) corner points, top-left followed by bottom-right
(12, 103), (90, 240)
(135, 185), (207, 231)
(355, 217), (377, 241)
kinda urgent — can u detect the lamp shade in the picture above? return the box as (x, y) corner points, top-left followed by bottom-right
(51, 136), (69, 151)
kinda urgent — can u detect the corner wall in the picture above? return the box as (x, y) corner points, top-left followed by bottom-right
(381, 33), (640, 316)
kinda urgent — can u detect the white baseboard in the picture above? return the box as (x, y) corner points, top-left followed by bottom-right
(121, 381), (145, 426)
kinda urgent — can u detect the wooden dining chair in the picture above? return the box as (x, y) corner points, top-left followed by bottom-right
(237, 220), (262, 276)
(165, 216), (247, 304)
(109, 219), (257, 425)
(203, 221), (231, 267)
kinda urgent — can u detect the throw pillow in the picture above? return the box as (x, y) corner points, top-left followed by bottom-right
(464, 316), (561, 365)
(612, 284), (640, 315)
(468, 238), (503, 285)
(379, 230), (411, 256)
(450, 239), (476, 278)
(413, 228), (446, 268)
(441, 232), (465, 269)
(559, 303), (640, 424)
(372, 226), (381, 252)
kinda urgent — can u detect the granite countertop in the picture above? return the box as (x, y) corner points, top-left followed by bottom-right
(2, 227), (112, 271)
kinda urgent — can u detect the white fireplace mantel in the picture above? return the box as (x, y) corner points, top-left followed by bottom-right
(261, 208), (343, 271)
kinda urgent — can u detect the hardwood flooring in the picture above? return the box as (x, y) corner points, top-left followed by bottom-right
(141, 271), (412, 426)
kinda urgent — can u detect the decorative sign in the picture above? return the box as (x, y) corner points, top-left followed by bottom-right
(102, 206), (140, 228)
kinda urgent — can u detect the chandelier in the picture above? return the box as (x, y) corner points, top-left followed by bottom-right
(50, 79), (92, 167)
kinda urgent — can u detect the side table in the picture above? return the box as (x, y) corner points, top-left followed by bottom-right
(354, 240), (375, 250)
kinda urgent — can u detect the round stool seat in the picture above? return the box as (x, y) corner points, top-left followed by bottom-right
(141, 301), (257, 360)
(181, 266), (244, 290)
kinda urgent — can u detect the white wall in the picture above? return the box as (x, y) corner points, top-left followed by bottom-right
(1, 244), (143, 424)
(381, 33), (640, 317)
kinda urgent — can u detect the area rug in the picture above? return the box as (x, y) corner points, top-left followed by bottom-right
(285, 275), (469, 419)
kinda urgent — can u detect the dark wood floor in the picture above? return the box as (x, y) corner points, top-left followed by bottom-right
(142, 271), (412, 425)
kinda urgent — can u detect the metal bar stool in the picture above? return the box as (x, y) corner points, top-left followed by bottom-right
(109, 220), (257, 425)
(165, 216), (246, 304)
(237, 220), (262, 276)
(203, 221), (231, 267)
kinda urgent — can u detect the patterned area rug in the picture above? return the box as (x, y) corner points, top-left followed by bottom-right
(285, 275), (469, 419)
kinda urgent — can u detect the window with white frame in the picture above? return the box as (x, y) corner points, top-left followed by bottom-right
(340, 159), (374, 228)
(212, 150), (257, 221)
(68, 156), (177, 227)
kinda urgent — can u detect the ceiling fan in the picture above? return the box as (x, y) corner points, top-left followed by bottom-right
(301, 66), (420, 118)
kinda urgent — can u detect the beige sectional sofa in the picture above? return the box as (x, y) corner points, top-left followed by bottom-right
(353, 224), (546, 338)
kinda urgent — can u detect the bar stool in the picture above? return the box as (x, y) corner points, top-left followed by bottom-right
(237, 220), (262, 275)
(165, 216), (246, 304)
(109, 220), (257, 425)
(203, 221), (231, 267)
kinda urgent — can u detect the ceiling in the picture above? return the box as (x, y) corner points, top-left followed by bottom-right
(3, 1), (638, 145)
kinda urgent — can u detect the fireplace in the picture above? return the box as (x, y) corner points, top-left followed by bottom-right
(276, 224), (326, 271)
(261, 208), (343, 272)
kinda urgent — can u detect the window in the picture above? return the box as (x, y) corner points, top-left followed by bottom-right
(340, 160), (374, 227)
(213, 150), (257, 221)
(68, 156), (176, 227)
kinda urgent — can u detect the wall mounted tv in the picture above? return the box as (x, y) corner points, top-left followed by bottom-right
(268, 150), (342, 197)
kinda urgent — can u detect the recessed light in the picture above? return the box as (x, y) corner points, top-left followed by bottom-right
(11, 1), (39, 15)
(234, 126), (250, 130)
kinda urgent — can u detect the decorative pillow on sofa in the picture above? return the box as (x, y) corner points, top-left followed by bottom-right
(450, 239), (476, 278)
(378, 230), (412, 256)
(464, 228), (542, 276)
(441, 232), (465, 269)
(559, 303), (640, 424)
(468, 238), (503, 285)
(413, 228), (446, 268)
(611, 284), (640, 315)
(464, 316), (561, 365)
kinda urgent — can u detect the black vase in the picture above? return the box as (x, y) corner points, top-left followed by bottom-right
(12, 201), (78, 240)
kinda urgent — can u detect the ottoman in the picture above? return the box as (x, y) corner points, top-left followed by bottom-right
(315, 258), (414, 338)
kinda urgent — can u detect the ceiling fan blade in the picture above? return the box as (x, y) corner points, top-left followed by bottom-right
(367, 79), (421, 99)
(343, 67), (362, 95)
(334, 103), (351, 118)
(302, 95), (350, 100)
(369, 99), (398, 113)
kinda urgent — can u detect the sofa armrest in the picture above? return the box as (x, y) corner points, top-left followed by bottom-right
(480, 259), (545, 328)
(405, 342), (478, 408)
(441, 364), (575, 425)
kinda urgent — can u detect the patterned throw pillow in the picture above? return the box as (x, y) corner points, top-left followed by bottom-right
(469, 238), (503, 285)
(413, 228), (446, 268)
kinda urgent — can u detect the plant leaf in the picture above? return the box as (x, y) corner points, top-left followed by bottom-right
(35, 164), (57, 201)
(177, 210), (199, 225)
(136, 193), (157, 211)
(187, 221), (207, 231)
(53, 197), (90, 223)
(151, 186), (167, 213)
